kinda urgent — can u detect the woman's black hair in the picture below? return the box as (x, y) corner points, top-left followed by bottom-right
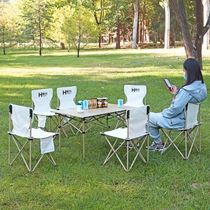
(183, 58), (204, 86)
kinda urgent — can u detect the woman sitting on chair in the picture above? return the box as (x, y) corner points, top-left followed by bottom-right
(148, 58), (207, 151)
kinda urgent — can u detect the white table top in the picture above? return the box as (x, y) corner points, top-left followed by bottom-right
(51, 104), (127, 119)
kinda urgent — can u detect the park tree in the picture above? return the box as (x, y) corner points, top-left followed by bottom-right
(160, 0), (170, 49)
(170, 0), (210, 67)
(49, 4), (69, 49)
(61, 1), (98, 57)
(0, 2), (19, 55)
(20, 0), (53, 56)
(85, 0), (108, 48)
(106, 0), (133, 49)
(202, 0), (210, 49)
(132, 0), (140, 49)
(139, 0), (157, 44)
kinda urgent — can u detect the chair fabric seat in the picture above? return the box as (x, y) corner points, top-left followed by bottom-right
(9, 128), (57, 139)
(33, 111), (55, 116)
(164, 123), (200, 132)
(103, 128), (148, 140)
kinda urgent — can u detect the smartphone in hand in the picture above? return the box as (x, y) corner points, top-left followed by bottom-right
(163, 79), (172, 91)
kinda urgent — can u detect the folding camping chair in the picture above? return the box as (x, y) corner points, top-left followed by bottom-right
(115, 85), (147, 128)
(57, 86), (77, 148)
(8, 104), (58, 172)
(101, 105), (150, 171)
(57, 86), (77, 110)
(124, 85), (147, 107)
(32, 88), (56, 130)
(161, 103), (201, 159)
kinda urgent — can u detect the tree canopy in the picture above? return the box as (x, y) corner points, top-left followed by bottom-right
(1, 0), (210, 63)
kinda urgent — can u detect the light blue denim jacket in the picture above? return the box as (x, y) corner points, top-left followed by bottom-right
(161, 81), (207, 128)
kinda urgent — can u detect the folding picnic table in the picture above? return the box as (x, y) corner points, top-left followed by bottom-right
(51, 104), (126, 158)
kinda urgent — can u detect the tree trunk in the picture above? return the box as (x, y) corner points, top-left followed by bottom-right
(202, 0), (210, 49)
(77, 47), (80, 57)
(195, 0), (204, 67)
(137, 13), (140, 44)
(116, 20), (121, 49)
(164, 0), (170, 49)
(60, 42), (65, 49)
(3, 45), (6, 55)
(68, 43), (70, 52)
(2, 27), (6, 55)
(92, 0), (104, 49)
(38, 17), (42, 56)
(98, 33), (102, 48)
(139, 3), (145, 43)
(108, 33), (112, 44)
(170, 0), (196, 58)
(132, 0), (139, 49)
(170, 0), (210, 68)
(145, 23), (150, 42)
(77, 35), (81, 57)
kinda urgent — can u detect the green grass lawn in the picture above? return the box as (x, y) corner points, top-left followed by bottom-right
(0, 48), (210, 209)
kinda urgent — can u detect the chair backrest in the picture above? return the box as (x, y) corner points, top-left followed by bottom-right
(9, 104), (33, 136)
(124, 85), (147, 107)
(126, 105), (149, 139)
(185, 103), (200, 129)
(32, 88), (53, 113)
(57, 86), (77, 109)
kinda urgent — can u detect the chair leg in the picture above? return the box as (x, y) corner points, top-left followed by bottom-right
(47, 153), (56, 166)
(161, 130), (185, 159)
(126, 141), (129, 171)
(9, 135), (57, 172)
(58, 126), (61, 151)
(104, 137), (127, 171)
(32, 154), (44, 172)
(162, 126), (201, 160)
(10, 137), (30, 171)
(199, 125), (201, 152)
(103, 138), (125, 165)
(29, 140), (32, 171)
(131, 137), (147, 163)
(186, 127), (199, 159)
(104, 136), (149, 171)
(147, 135), (149, 162)
(31, 153), (56, 172)
(128, 139), (145, 171)
(103, 139), (119, 164)
(8, 135), (11, 165)
(185, 131), (188, 160)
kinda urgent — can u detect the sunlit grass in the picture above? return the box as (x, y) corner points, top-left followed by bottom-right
(0, 48), (210, 209)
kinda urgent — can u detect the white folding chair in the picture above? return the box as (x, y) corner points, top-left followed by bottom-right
(57, 86), (77, 110)
(161, 103), (201, 159)
(124, 85), (147, 107)
(57, 86), (78, 148)
(32, 88), (55, 129)
(115, 85), (147, 128)
(8, 104), (58, 172)
(101, 106), (150, 171)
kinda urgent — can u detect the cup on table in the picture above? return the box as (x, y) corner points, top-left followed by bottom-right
(82, 100), (89, 110)
(117, 99), (123, 108)
(76, 104), (83, 113)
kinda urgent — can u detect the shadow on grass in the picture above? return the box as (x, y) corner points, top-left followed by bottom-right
(0, 73), (209, 112)
(0, 53), (186, 69)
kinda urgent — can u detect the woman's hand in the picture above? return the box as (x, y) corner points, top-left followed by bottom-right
(170, 85), (178, 95)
